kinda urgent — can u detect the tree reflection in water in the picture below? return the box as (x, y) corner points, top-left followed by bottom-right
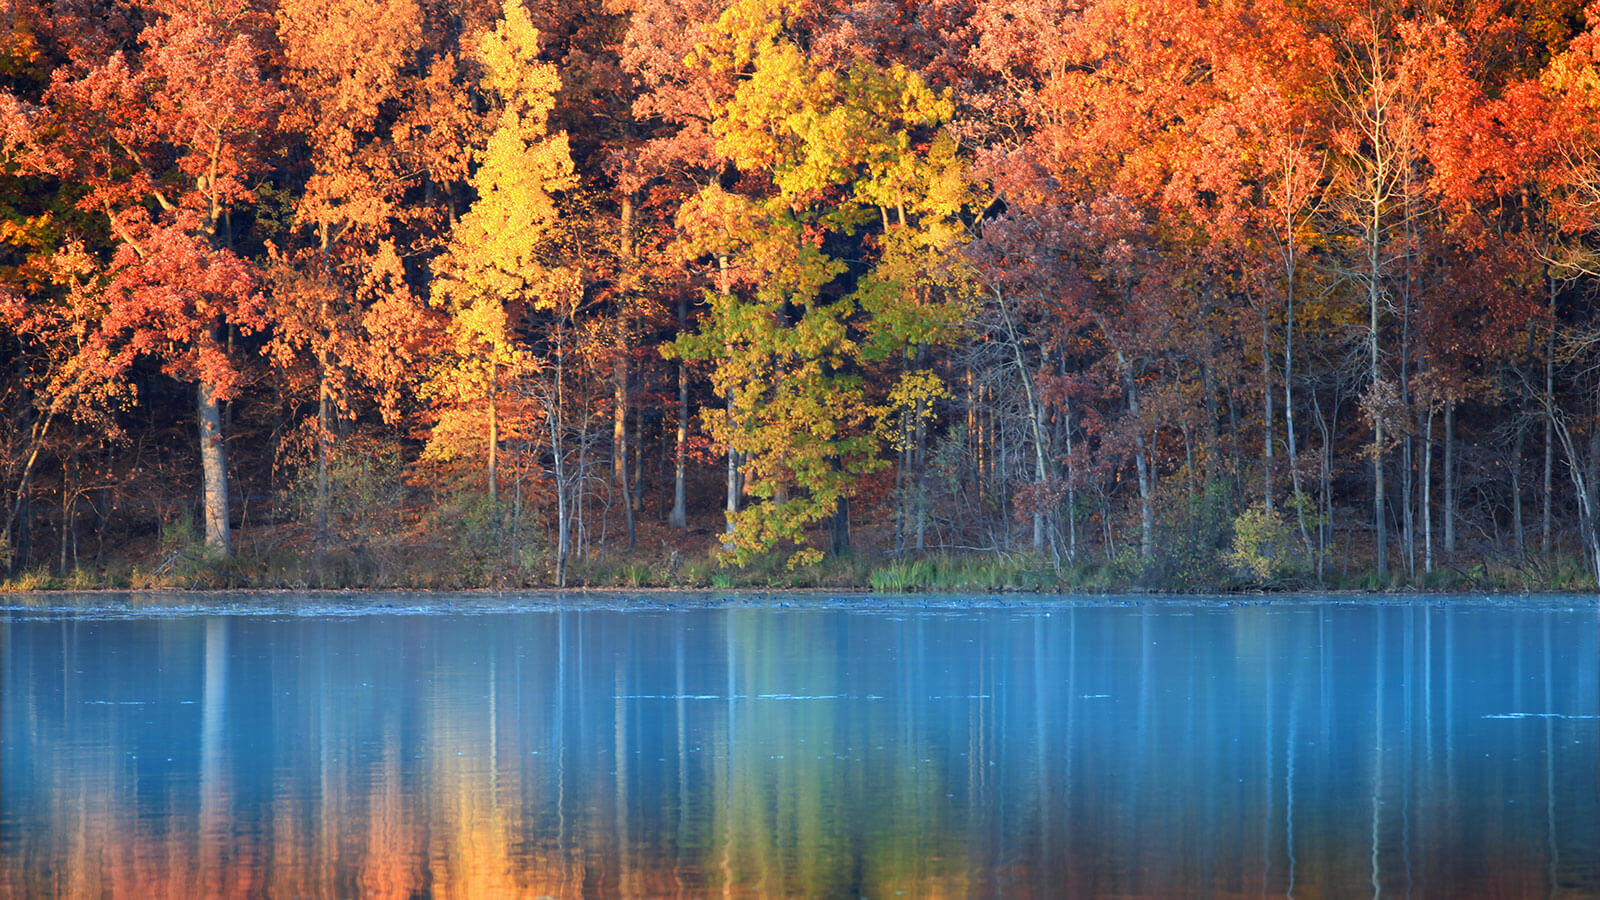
(2, 598), (1597, 898)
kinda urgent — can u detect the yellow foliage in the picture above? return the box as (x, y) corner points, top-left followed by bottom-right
(422, 0), (575, 481)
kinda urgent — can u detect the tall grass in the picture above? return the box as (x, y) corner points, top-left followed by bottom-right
(867, 553), (1059, 593)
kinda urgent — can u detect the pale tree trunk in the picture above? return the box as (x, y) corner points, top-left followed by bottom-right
(317, 372), (332, 549)
(1313, 389), (1335, 583)
(717, 253), (739, 539)
(725, 398), (739, 538)
(614, 354), (634, 549)
(1329, 26), (1404, 579)
(670, 294), (688, 529)
(487, 361), (498, 508)
(1369, 242), (1386, 578)
(1548, 399), (1600, 583)
(1119, 353), (1153, 563)
(616, 192), (635, 549)
(1422, 405), (1433, 574)
(1263, 313), (1274, 509)
(1445, 400), (1456, 556)
(550, 329), (569, 588)
(1284, 283), (1313, 559)
(198, 377), (231, 556)
(995, 287), (1053, 558)
(1064, 396), (1078, 563)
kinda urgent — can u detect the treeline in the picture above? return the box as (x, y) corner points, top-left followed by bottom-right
(2, 0), (1600, 588)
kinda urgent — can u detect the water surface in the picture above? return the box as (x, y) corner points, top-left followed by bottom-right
(3, 593), (1597, 898)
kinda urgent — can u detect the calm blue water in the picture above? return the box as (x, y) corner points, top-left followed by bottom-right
(2, 594), (1597, 898)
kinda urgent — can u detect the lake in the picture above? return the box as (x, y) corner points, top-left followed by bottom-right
(3, 593), (1597, 898)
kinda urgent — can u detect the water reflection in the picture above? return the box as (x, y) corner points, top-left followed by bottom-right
(3, 600), (1597, 898)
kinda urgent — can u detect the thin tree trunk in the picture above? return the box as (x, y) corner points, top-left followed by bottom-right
(4, 409), (56, 574)
(913, 344), (929, 553)
(997, 288), (1053, 557)
(315, 231), (336, 552)
(550, 328), (569, 588)
(725, 397), (739, 538)
(1422, 405), (1433, 574)
(1403, 435), (1415, 578)
(1543, 281), (1555, 555)
(1120, 354), (1153, 563)
(488, 361), (499, 508)
(1313, 388), (1334, 583)
(1064, 396), (1077, 563)
(316, 377), (331, 549)
(1547, 401), (1600, 582)
(670, 295), (688, 529)
(1263, 313), (1274, 509)
(1444, 401), (1455, 556)
(617, 190), (636, 549)
(632, 405), (644, 513)
(718, 253), (739, 539)
(1512, 420), (1525, 556)
(614, 354), (634, 549)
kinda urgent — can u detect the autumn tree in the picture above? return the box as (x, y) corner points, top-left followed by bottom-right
(424, 0), (577, 577)
(669, 0), (972, 566)
(1, 0), (284, 556)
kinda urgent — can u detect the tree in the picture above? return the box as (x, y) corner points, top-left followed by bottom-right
(671, 0), (971, 566)
(424, 0), (577, 577)
(2, 0), (283, 555)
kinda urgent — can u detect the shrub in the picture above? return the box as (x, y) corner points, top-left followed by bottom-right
(1225, 502), (1299, 585)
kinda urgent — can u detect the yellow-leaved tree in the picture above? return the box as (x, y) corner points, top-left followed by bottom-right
(669, 0), (974, 568)
(423, 0), (577, 575)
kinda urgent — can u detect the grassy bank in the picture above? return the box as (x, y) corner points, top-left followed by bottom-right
(4, 534), (1593, 595)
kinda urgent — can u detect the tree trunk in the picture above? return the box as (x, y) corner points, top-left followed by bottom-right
(487, 361), (499, 508)
(1543, 285), (1555, 556)
(1444, 401), (1455, 556)
(1403, 435), (1415, 578)
(718, 253), (739, 539)
(1064, 396), (1077, 563)
(1370, 321), (1386, 577)
(317, 366), (332, 550)
(198, 377), (231, 556)
(616, 190), (636, 549)
(550, 335), (569, 588)
(1262, 313), (1274, 509)
(1122, 357), (1153, 563)
(913, 344), (929, 553)
(1422, 406), (1433, 574)
(670, 294), (688, 529)
(831, 495), (850, 557)
(997, 288), (1052, 557)
(1512, 420), (1525, 556)
(632, 405), (644, 512)
(725, 397), (739, 538)
(614, 354), (634, 549)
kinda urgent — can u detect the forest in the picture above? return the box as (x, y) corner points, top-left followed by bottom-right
(3, 0), (1600, 590)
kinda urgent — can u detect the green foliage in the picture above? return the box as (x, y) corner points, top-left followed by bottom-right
(1225, 502), (1301, 585)
(1120, 481), (1237, 591)
(867, 553), (1056, 593)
